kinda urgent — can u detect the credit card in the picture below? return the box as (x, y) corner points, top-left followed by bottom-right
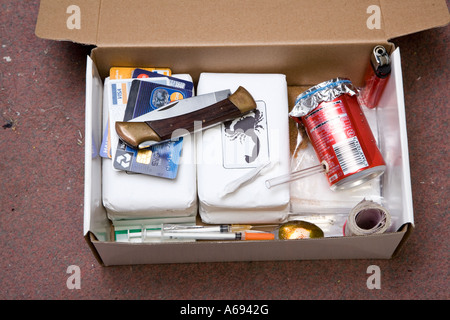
(100, 77), (173, 159)
(132, 68), (194, 95)
(110, 67), (172, 79)
(99, 119), (111, 158)
(124, 79), (193, 120)
(110, 79), (131, 106)
(114, 137), (184, 179)
(113, 79), (194, 179)
(109, 78), (171, 107)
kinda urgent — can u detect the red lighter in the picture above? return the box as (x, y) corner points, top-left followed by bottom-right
(358, 45), (391, 109)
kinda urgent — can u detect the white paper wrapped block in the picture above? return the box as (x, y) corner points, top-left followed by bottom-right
(196, 73), (291, 224)
(102, 75), (198, 221)
(102, 162), (198, 220)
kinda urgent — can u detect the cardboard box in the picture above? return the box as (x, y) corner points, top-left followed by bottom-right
(35, 0), (450, 265)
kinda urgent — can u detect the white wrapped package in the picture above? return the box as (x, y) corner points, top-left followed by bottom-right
(196, 73), (291, 224)
(102, 75), (197, 221)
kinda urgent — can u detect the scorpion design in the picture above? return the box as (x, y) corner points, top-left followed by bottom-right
(223, 109), (265, 164)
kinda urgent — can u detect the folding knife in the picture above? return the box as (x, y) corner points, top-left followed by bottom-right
(115, 86), (257, 149)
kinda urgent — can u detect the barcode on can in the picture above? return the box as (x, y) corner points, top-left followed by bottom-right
(333, 136), (369, 175)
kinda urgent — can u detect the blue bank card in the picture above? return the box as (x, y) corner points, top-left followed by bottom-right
(132, 68), (194, 95)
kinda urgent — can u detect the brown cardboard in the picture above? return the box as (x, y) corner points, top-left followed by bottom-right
(95, 0), (383, 46)
(36, 0), (450, 46)
(34, 0), (449, 265)
(35, 0), (101, 44)
(90, 43), (393, 86)
(35, 0), (449, 86)
(381, 0), (450, 39)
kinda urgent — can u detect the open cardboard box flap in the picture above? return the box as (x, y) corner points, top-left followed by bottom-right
(36, 0), (449, 46)
(35, 0), (450, 87)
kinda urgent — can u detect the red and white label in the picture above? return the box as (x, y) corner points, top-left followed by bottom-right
(302, 98), (369, 185)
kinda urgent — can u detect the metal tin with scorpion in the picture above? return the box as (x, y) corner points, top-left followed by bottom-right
(289, 78), (386, 190)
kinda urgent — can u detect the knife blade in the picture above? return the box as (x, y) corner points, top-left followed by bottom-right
(129, 89), (231, 123)
(115, 86), (257, 149)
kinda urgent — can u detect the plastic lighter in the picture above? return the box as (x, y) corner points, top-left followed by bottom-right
(358, 45), (391, 109)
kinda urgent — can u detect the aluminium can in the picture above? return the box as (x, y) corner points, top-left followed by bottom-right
(289, 78), (385, 190)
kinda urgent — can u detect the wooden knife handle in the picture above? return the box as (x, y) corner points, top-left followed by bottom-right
(115, 122), (162, 148)
(116, 86), (256, 148)
(148, 86), (255, 140)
